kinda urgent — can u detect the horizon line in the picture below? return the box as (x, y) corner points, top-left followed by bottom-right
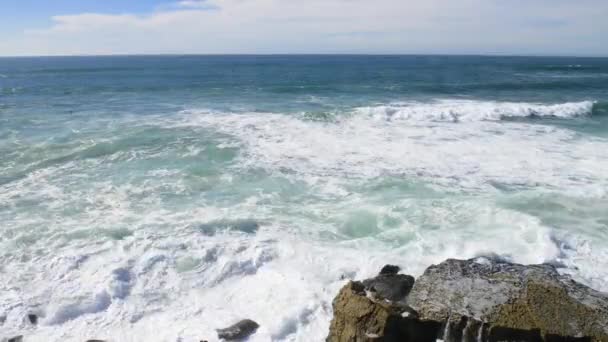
(1, 52), (608, 59)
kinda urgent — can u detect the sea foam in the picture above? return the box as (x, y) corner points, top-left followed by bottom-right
(2, 99), (608, 341)
(354, 100), (596, 122)
(175, 102), (608, 193)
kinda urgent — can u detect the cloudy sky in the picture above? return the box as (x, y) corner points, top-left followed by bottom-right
(0, 0), (607, 56)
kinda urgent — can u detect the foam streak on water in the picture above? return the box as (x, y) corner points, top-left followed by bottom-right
(1, 56), (608, 341)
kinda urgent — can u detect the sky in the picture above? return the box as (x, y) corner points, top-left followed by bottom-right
(0, 0), (607, 56)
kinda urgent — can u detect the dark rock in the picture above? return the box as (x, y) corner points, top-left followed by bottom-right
(487, 327), (543, 342)
(85, 340), (106, 342)
(350, 281), (365, 294)
(217, 319), (260, 341)
(27, 314), (37, 325)
(379, 265), (400, 275)
(327, 258), (608, 342)
(545, 336), (591, 342)
(7, 336), (23, 342)
(362, 273), (415, 302)
(473, 252), (513, 263)
(0, 314), (6, 325)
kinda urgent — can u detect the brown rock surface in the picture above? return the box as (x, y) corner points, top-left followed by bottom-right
(327, 258), (608, 342)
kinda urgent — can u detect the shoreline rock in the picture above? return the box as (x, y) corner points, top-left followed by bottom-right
(217, 319), (260, 341)
(327, 258), (608, 342)
(361, 269), (415, 303)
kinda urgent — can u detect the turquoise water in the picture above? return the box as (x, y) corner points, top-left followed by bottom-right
(1, 55), (608, 341)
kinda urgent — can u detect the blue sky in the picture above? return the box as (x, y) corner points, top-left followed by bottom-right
(0, 0), (607, 56)
(0, 0), (165, 31)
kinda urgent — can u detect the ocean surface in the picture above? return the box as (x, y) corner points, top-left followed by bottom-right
(1, 55), (608, 341)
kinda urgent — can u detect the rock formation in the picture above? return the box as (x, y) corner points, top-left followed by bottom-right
(328, 258), (608, 342)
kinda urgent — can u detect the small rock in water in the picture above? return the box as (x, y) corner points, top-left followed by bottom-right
(0, 314), (6, 325)
(86, 340), (106, 342)
(27, 313), (38, 325)
(7, 336), (23, 342)
(217, 319), (260, 341)
(379, 264), (400, 275)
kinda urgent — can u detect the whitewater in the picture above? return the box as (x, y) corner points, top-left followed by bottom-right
(1, 55), (608, 341)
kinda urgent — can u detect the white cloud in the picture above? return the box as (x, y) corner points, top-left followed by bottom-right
(1, 0), (607, 56)
(175, 0), (218, 10)
(176, 0), (210, 8)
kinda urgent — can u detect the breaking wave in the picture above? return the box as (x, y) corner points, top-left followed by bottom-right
(354, 100), (596, 122)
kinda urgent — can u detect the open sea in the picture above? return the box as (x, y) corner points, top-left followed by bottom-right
(1, 55), (608, 341)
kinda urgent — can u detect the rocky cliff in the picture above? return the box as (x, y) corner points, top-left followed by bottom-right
(327, 258), (608, 342)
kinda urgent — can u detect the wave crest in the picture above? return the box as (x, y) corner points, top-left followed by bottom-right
(354, 100), (596, 122)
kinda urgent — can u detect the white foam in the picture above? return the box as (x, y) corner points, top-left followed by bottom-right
(354, 100), (595, 122)
(47, 291), (112, 325)
(3, 200), (601, 341)
(172, 105), (608, 193)
(2, 102), (608, 341)
(0, 209), (571, 341)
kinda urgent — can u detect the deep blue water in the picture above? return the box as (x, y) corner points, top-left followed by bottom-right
(2, 55), (608, 110)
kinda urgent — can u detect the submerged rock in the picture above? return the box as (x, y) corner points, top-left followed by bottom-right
(217, 319), (260, 341)
(27, 313), (37, 325)
(6, 336), (23, 342)
(327, 258), (608, 341)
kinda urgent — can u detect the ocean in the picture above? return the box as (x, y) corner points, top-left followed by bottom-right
(1, 55), (608, 341)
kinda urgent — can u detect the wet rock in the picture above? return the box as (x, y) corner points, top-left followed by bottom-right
(327, 259), (608, 342)
(7, 336), (23, 342)
(0, 314), (6, 325)
(361, 268), (415, 302)
(408, 258), (608, 341)
(85, 340), (106, 342)
(379, 265), (400, 275)
(27, 314), (37, 325)
(217, 319), (260, 341)
(327, 281), (439, 342)
(327, 281), (395, 341)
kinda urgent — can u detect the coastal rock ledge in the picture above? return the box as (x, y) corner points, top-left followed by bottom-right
(327, 258), (608, 342)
